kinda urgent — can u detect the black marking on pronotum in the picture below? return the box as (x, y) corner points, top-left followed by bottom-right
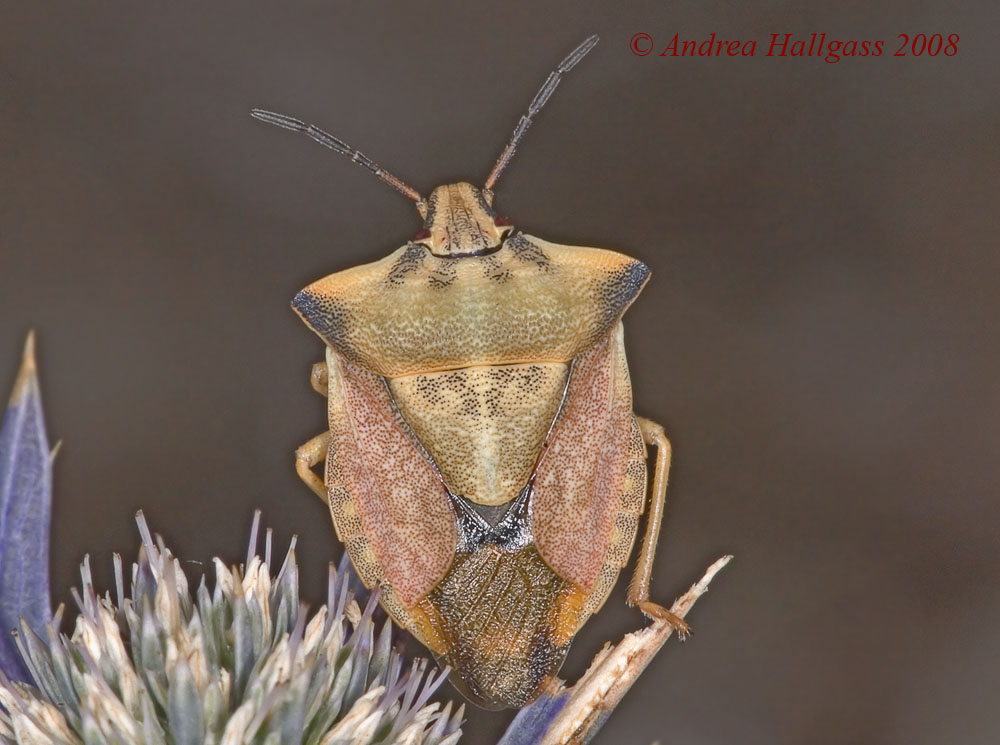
(384, 243), (427, 286)
(601, 260), (650, 327)
(481, 254), (513, 283)
(506, 233), (553, 270)
(427, 262), (457, 289)
(292, 290), (342, 345)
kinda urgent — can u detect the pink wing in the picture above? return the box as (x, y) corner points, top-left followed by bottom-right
(531, 324), (646, 591)
(325, 352), (457, 607)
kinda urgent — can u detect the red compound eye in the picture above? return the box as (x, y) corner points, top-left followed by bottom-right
(412, 228), (431, 241)
(494, 216), (513, 227)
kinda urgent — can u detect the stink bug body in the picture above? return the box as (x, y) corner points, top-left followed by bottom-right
(256, 35), (688, 709)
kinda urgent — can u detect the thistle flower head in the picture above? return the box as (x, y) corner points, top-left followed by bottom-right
(0, 512), (463, 745)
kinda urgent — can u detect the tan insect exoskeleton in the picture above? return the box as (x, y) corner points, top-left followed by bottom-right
(254, 35), (689, 710)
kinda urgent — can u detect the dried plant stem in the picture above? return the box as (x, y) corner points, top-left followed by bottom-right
(538, 555), (732, 745)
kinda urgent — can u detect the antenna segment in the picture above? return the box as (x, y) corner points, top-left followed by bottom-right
(251, 108), (425, 206)
(483, 35), (600, 198)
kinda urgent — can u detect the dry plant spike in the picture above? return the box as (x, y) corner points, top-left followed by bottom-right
(500, 555), (732, 745)
(0, 331), (54, 685)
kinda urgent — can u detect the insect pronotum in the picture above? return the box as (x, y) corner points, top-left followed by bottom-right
(254, 34), (689, 709)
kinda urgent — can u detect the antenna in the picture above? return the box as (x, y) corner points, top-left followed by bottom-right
(483, 35), (600, 200)
(251, 109), (426, 209)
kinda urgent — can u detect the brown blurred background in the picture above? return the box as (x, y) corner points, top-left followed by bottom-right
(2, 1), (997, 743)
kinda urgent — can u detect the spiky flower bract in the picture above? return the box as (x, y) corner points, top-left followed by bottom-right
(0, 332), (53, 684)
(0, 512), (463, 745)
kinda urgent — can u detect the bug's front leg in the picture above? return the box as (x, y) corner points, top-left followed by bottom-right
(627, 416), (691, 638)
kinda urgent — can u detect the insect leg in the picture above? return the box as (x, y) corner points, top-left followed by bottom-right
(310, 361), (328, 396)
(295, 431), (330, 502)
(627, 416), (691, 638)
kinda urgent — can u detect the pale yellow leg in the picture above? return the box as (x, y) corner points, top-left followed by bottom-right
(296, 432), (330, 502)
(311, 361), (329, 396)
(627, 416), (691, 638)
(297, 361), (331, 502)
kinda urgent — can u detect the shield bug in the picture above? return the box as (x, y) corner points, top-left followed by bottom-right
(255, 35), (689, 709)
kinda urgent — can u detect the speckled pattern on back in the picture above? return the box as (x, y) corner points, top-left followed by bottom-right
(388, 363), (569, 506)
(532, 323), (647, 599)
(293, 234), (649, 376)
(323, 346), (457, 608)
(307, 232), (653, 708)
